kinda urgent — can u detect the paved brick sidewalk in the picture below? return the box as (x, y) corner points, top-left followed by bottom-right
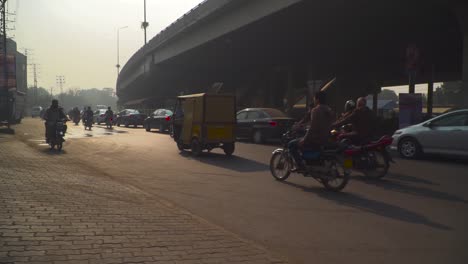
(0, 137), (287, 264)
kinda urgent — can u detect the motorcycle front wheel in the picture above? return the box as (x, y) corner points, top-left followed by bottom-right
(322, 159), (350, 192)
(270, 150), (291, 181)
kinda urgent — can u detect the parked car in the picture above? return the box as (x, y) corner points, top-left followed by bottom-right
(31, 106), (43, 118)
(93, 109), (107, 124)
(144, 109), (173, 133)
(114, 109), (147, 128)
(391, 109), (468, 159)
(236, 108), (294, 144)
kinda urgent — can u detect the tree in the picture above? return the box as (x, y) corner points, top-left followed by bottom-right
(379, 89), (398, 101)
(433, 81), (462, 106)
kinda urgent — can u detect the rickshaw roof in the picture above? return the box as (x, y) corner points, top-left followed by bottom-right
(177, 93), (235, 99)
(177, 93), (206, 99)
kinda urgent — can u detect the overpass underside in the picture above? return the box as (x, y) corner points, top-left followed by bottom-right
(118, 0), (464, 111)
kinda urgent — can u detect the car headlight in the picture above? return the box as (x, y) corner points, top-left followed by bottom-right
(393, 130), (403, 135)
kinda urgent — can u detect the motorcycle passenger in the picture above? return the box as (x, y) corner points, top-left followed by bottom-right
(44, 99), (68, 143)
(332, 97), (375, 144)
(292, 102), (314, 134)
(105, 107), (114, 124)
(288, 91), (334, 172)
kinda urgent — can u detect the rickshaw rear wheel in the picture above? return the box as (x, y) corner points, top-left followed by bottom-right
(191, 138), (202, 156)
(223, 143), (235, 156)
(177, 140), (185, 151)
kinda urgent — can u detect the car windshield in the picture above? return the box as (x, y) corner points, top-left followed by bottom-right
(165, 110), (173, 116)
(261, 109), (288, 118)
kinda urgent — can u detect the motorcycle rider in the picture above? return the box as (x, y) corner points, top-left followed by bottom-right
(71, 107), (81, 123)
(83, 106), (94, 127)
(44, 99), (68, 143)
(105, 106), (114, 125)
(288, 91), (334, 172)
(332, 97), (375, 144)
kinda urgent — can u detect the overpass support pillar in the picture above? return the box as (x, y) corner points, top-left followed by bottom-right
(456, 3), (468, 107)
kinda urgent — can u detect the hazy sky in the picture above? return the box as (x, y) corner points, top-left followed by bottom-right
(14, 0), (203, 91)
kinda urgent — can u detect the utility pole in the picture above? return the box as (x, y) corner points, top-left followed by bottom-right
(116, 26), (128, 78)
(142, 0), (149, 45)
(32, 63), (37, 104)
(56, 75), (65, 104)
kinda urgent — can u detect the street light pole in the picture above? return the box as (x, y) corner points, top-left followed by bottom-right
(116, 26), (128, 78)
(142, 0), (149, 45)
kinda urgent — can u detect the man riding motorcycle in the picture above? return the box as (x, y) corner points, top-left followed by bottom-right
(332, 97), (375, 144)
(71, 107), (81, 124)
(83, 107), (94, 127)
(44, 99), (68, 143)
(105, 107), (114, 124)
(288, 91), (334, 172)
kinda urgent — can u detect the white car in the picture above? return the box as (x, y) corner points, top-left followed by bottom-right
(31, 106), (43, 118)
(391, 109), (468, 158)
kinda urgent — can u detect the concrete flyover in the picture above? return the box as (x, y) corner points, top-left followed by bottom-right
(117, 0), (468, 111)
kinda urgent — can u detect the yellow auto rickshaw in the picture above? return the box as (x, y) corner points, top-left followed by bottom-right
(172, 93), (236, 156)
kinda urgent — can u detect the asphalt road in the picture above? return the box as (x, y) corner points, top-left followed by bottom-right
(8, 118), (468, 264)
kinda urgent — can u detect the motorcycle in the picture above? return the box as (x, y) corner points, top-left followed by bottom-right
(72, 114), (81, 125)
(331, 126), (394, 179)
(105, 116), (113, 129)
(84, 118), (93, 130)
(270, 130), (351, 192)
(48, 120), (66, 151)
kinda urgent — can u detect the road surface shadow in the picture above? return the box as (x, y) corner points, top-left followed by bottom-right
(179, 151), (268, 173)
(0, 127), (15, 134)
(355, 176), (467, 204)
(384, 172), (438, 186)
(236, 138), (281, 147)
(281, 181), (451, 230)
(418, 155), (468, 166)
(40, 148), (68, 155)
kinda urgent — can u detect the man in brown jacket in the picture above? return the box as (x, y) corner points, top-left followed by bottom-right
(288, 92), (334, 171)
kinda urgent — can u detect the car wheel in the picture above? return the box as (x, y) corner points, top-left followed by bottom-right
(177, 140), (185, 151)
(252, 130), (264, 144)
(398, 137), (421, 159)
(159, 123), (165, 133)
(145, 124), (151, 132)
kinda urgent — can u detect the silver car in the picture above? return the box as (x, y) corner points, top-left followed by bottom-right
(391, 109), (468, 158)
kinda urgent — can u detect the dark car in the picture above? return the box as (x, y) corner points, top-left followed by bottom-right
(144, 109), (173, 133)
(114, 109), (147, 128)
(236, 108), (294, 144)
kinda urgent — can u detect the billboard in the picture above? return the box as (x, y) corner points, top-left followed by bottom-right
(399, 93), (423, 129)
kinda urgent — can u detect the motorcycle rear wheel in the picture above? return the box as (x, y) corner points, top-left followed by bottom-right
(322, 160), (350, 192)
(270, 151), (291, 181)
(363, 151), (389, 179)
